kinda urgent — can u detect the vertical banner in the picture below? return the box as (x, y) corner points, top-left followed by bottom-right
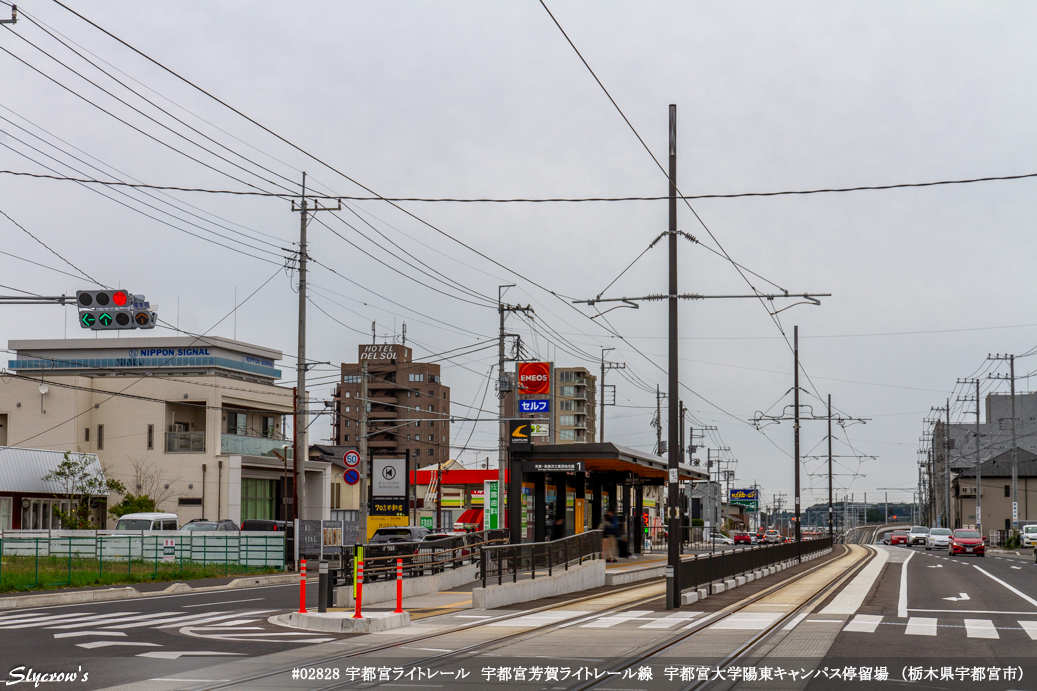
(484, 480), (500, 530)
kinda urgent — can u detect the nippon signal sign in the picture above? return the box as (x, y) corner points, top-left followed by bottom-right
(519, 399), (550, 413)
(517, 362), (550, 395)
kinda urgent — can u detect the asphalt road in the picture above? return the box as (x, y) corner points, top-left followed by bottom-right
(0, 580), (351, 690)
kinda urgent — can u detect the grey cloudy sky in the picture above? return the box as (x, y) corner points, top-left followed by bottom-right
(2, 1), (1035, 509)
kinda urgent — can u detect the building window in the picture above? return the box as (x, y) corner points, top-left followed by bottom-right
(147, 424), (154, 450)
(429, 420), (434, 427)
(429, 405), (435, 413)
(442, 435), (446, 443)
(560, 415), (575, 427)
(344, 420), (350, 427)
(343, 434), (350, 442)
(262, 416), (276, 438)
(428, 448), (434, 456)
(415, 390), (421, 398)
(429, 374), (440, 384)
(241, 478), (275, 521)
(333, 483), (342, 509)
(1006, 485), (1011, 497)
(343, 375), (360, 384)
(84, 427), (90, 442)
(442, 421), (447, 428)
(344, 391), (351, 397)
(409, 373), (425, 382)
(559, 371), (574, 383)
(0, 497), (11, 530)
(429, 435), (434, 442)
(559, 400), (574, 412)
(559, 430), (575, 441)
(560, 386), (574, 397)
(344, 406), (350, 413)
(97, 425), (104, 450)
(227, 412), (247, 435)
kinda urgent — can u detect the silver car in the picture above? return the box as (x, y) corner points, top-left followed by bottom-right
(925, 527), (951, 550)
(908, 525), (930, 546)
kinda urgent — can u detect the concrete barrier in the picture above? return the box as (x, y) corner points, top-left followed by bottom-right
(471, 560), (605, 610)
(724, 578), (737, 590)
(681, 591), (699, 605)
(337, 563), (478, 607)
(277, 611), (409, 633)
(604, 564), (665, 586)
(710, 582), (725, 594)
(697, 587), (708, 600)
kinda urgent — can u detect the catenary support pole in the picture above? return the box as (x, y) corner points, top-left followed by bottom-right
(794, 326), (801, 543)
(295, 174), (308, 534)
(976, 378), (982, 535)
(666, 104), (680, 610)
(828, 393), (833, 538)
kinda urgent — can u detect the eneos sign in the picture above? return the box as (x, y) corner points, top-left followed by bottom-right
(518, 362), (550, 395)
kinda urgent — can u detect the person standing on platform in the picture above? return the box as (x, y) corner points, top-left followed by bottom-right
(601, 510), (618, 562)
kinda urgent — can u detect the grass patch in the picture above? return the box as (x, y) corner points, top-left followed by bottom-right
(0, 555), (279, 593)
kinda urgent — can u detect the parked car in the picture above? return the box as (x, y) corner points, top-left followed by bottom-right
(364, 526), (430, 580)
(241, 519), (289, 532)
(180, 519), (238, 532)
(733, 532), (752, 545)
(890, 530), (908, 546)
(763, 529), (782, 544)
(925, 528), (952, 550)
(1022, 524), (1037, 548)
(949, 529), (984, 557)
(908, 526), (930, 546)
(114, 513), (179, 531)
(705, 532), (734, 545)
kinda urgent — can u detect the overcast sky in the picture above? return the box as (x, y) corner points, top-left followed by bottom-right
(2, 1), (1035, 510)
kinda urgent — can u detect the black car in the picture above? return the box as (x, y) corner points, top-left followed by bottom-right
(180, 519), (239, 532)
(240, 519), (289, 532)
(365, 526), (430, 580)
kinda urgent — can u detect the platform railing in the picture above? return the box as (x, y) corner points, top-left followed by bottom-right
(678, 536), (833, 593)
(479, 530), (602, 588)
(342, 530), (509, 584)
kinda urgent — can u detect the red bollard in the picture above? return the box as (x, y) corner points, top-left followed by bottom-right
(352, 560), (364, 619)
(394, 558), (404, 614)
(298, 559), (307, 614)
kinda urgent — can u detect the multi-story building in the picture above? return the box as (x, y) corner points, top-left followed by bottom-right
(553, 367), (597, 443)
(333, 344), (451, 470)
(0, 337), (330, 527)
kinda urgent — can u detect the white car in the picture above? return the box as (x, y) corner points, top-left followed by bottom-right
(908, 526), (930, 546)
(706, 532), (734, 545)
(925, 527), (952, 550)
(763, 529), (783, 544)
(1022, 525), (1037, 548)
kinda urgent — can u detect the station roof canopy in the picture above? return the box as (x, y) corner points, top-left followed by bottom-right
(513, 442), (709, 482)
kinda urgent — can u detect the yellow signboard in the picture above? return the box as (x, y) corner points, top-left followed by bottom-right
(366, 515), (408, 541)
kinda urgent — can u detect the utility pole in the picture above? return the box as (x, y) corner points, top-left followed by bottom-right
(499, 285), (532, 544)
(946, 399), (951, 529)
(666, 103), (680, 611)
(290, 172), (340, 536)
(827, 394), (833, 538)
(359, 361), (369, 541)
(957, 377), (982, 534)
(793, 326), (801, 542)
(989, 354), (1019, 532)
(599, 348), (625, 443)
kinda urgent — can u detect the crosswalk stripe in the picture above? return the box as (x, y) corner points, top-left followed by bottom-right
(638, 612), (701, 629)
(580, 611), (656, 628)
(843, 614), (883, 633)
(75, 641), (161, 650)
(710, 612), (784, 630)
(1018, 621), (1037, 640)
(150, 610), (274, 629)
(0, 612), (88, 624)
(905, 617), (938, 636)
(782, 613), (808, 631)
(50, 612), (183, 630)
(53, 631), (127, 639)
(1, 612), (137, 629)
(964, 619), (999, 639)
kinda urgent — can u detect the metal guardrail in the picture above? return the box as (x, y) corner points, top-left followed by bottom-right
(678, 536), (833, 592)
(0, 532), (285, 591)
(480, 530), (603, 587)
(341, 530), (509, 583)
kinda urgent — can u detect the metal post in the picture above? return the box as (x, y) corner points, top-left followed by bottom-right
(976, 379), (982, 534)
(945, 399), (952, 529)
(318, 561), (328, 613)
(666, 103), (681, 610)
(828, 394), (833, 538)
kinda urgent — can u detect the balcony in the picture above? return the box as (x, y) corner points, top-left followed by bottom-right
(573, 387), (588, 401)
(220, 433), (291, 457)
(574, 416), (588, 430)
(166, 432), (206, 453)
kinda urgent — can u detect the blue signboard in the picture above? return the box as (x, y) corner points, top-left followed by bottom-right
(519, 399), (550, 413)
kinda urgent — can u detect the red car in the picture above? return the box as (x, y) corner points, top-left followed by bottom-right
(733, 532), (752, 545)
(949, 529), (985, 557)
(890, 530), (908, 545)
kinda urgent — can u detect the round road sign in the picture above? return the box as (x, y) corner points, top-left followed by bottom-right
(344, 468), (360, 486)
(344, 450), (360, 467)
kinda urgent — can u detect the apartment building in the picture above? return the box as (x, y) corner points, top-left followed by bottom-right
(0, 337), (330, 527)
(514, 365), (597, 444)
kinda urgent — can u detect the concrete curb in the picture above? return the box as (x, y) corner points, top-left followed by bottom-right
(604, 564), (666, 586)
(472, 559), (605, 609)
(275, 611), (410, 633)
(0, 572), (300, 610)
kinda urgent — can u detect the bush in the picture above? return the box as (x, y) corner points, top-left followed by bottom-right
(691, 518), (704, 527)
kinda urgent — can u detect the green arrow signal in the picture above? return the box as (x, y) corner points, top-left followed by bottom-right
(98, 313), (113, 326)
(80, 312), (95, 327)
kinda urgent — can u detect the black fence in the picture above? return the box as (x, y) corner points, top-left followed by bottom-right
(480, 530), (603, 587)
(679, 536), (833, 593)
(339, 530), (509, 584)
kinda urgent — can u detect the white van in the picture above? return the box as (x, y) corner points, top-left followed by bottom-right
(1022, 524), (1037, 548)
(114, 513), (179, 531)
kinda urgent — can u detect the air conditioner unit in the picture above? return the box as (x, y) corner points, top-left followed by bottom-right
(960, 486), (978, 496)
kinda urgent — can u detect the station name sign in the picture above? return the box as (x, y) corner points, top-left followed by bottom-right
(521, 461), (585, 473)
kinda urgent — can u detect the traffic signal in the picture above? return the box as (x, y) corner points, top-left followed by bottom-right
(83, 309), (133, 331)
(76, 290), (131, 309)
(132, 309), (157, 329)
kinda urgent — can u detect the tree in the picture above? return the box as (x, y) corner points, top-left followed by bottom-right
(125, 458), (180, 512)
(42, 451), (126, 529)
(107, 494), (156, 519)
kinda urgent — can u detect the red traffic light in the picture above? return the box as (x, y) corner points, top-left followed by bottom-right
(112, 291), (128, 306)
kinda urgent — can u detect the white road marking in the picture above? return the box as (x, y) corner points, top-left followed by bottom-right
(943, 593), (970, 602)
(638, 612), (700, 629)
(909, 609), (1037, 614)
(843, 614), (883, 633)
(453, 615), (491, 619)
(898, 551), (915, 618)
(0, 612), (134, 629)
(1019, 621), (1037, 640)
(782, 613), (808, 631)
(400, 647), (455, 652)
(183, 598), (264, 608)
(820, 547), (888, 615)
(973, 566), (1037, 609)
(1013, 566), (1023, 570)
(53, 631), (127, 639)
(680, 612), (721, 629)
(905, 617), (938, 636)
(51, 612), (183, 630)
(580, 611), (655, 628)
(709, 612), (784, 630)
(140, 652), (246, 660)
(76, 641), (161, 649)
(148, 610), (274, 629)
(927, 565), (943, 568)
(964, 619), (999, 639)
(0, 612), (89, 624)
(487, 611), (591, 627)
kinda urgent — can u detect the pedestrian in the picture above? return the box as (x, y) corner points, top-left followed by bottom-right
(600, 510), (618, 562)
(617, 515), (630, 558)
(551, 517), (565, 541)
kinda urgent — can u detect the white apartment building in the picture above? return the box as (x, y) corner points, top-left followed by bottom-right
(0, 337), (330, 528)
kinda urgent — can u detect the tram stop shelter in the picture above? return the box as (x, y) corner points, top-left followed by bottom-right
(507, 442), (709, 550)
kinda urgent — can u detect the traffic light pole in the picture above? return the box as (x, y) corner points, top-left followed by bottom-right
(0, 295), (73, 305)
